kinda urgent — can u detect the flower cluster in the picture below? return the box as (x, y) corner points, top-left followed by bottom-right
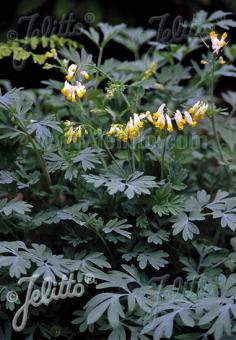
(61, 63), (89, 103)
(64, 120), (82, 144)
(107, 101), (208, 142)
(210, 31), (227, 54)
(144, 62), (156, 79)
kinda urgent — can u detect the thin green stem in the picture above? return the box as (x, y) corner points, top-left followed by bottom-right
(97, 47), (104, 69)
(209, 56), (230, 178)
(86, 64), (131, 108)
(88, 129), (108, 170)
(130, 141), (136, 172)
(101, 137), (126, 177)
(161, 137), (167, 180)
(15, 117), (52, 189)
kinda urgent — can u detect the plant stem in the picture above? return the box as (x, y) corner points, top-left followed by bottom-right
(130, 141), (136, 172)
(209, 56), (230, 179)
(15, 117), (52, 189)
(97, 47), (104, 69)
(88, 129), (108, 170)
(86, 64), (131, 108)
(100, 136), (126, 177)
(161, 137), (167, 180)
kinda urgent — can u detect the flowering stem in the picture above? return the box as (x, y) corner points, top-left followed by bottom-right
(161, 137), (167, 180)
(97, 47), (104, 69)
(86, 64), (131, 108)
(101, 137), (126, 177)
(14, 116), (52, 190)
(87, 128), (108, 170)
(209, 56), (230, 178)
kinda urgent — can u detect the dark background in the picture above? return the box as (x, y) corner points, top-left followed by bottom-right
(0, 0), (236, 87)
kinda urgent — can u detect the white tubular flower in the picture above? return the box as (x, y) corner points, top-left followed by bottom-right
(133, 113), (144, 128)
(174, 110), (186, 130)
(188, 101), (200, 114)
(157, 103), (166, 115)
(61, 81), (86, 103)
(210, 31), (227, 54)
(80, 70), (90, 80)
(166, 114), (173, 132)
(145, 111), (153, 123)
(156, 112), (165, 130)
(66, 64), (77, 81)
(194, 103), (208, 120)
(184, 111), (197, 127)
(75, 81), (86, 99)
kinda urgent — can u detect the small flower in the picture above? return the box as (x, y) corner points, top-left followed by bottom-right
(80, 70), (90, 80)
(152, 104), (165, 129)
(66, 64), (77, 81)
(126, 117), (140, 139)
(44, 48), (57, 59)
(154, 113), (165, 130)
(133, 113), (144, 128)
(175, 110), (186, 130)
(144, 62), (156, 79)
(61, 81), (86, 103)
(218, 56), (226, 64)
(166, 114), (173, 132)
(155, 83), (165, 91)
(210, 31), (227, 54)
(200, 59), (208, 65)
(64, 126), (74, 144)
(183, 111), (197, 127)
(64, 121), (82, 144)
(193, 102), (208, 120)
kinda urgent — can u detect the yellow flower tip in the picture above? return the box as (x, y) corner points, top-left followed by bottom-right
(210, 31), (217, 38)
(81, 70), (90, 80)
(218, 56), (226, 64)
(222, 32), (228, 39)
(200, 59), (208, 65)
(167, 127), (174, 133)
(45, 51), (52, 58)
(190, 121), (197, 127)
(61, 88), (66, 95)
(153, 112), (160, 120)
(71, 98), (77, 104)
(66, 74), (72, 81)
(138, 122), (144, 128)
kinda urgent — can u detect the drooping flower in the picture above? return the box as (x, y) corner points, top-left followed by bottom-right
(175, 110), (186, 130)
(193, 102), (208, 120)
(144, 62), (156, 79)
(183, 111), (197, 127)
(210, 31), (227, 54)
(61, 81), (86, 103)
(80, 70), (90, 80)
(153, 104), (166, 129)
(64, 120), (82, 144)
(66, 64), (77, 81)
(166, 114), (173, 132)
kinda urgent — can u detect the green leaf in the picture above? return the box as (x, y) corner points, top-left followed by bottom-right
(73, 147), (104, 171)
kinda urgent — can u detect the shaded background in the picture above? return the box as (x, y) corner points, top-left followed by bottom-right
(0, 0), (236, 87)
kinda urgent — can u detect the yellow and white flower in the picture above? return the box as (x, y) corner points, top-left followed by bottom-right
(193, 102), (208, 120)
(166, 114), (173, 132)
(174, 110), (186, 130)
(153, 104), (166, 129)
(80, 70), (90, 80)
(66, 64), (77, 81)
(184, 111), (197, 127)
(61, 81), (86, 103)
(210, 31), (227, 54)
